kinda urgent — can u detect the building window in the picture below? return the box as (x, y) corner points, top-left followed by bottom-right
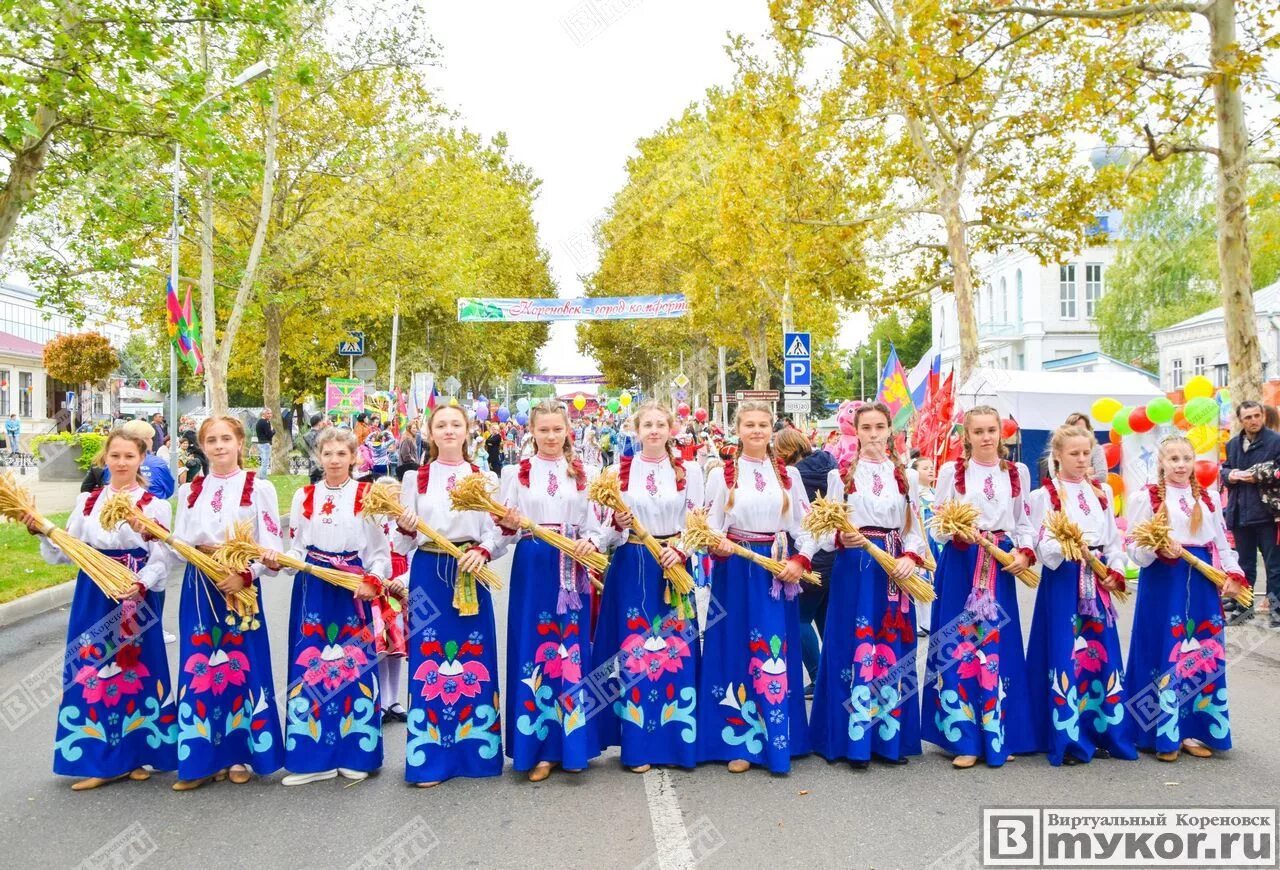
(1193, 355), (1206, 377)
(999, 277), (1008, 323)
(1085, 263), (1104, 317)
(1214, 363), (1228, 387)
(1015, 269), (1023, 323)
(1171, 358), (1183, 390)
(0, 369), (8, 417)
(18, 372), (32, 417)
(1059, 264), (1077, 319)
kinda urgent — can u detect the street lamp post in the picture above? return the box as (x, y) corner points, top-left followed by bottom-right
(167, 60), (271, 479)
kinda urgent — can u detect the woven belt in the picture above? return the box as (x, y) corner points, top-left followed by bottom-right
(418, 539), (477, 555)
(726, 529), (776, 544)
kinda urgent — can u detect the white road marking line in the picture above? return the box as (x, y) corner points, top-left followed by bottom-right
(642, 767), (696, 870)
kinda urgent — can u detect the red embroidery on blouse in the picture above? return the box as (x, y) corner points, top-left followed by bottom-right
(83, 488), (104, 516)
(240, 471), (256, 507)
(619, 454), (634, 491)
(136, 492), (155, 510)
(518, 458), (532, 488)
(301, 484), (316, 520)
(186, 475), (206, 508)
(417, 465), (431, 494)
(571, 458), (586, 492)
(354, 480), (369, 515)
(672, 455), (687, 492)
(954, 458), (968, 495)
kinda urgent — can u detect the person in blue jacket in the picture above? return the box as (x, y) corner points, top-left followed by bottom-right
(80, 420), (175, 499)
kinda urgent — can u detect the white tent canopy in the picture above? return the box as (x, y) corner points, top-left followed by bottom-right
(957, 368), (1163, 431)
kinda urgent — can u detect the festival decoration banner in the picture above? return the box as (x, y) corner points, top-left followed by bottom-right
(457, 295), (689, 322)
(520, 373), (607, 384)
(325, 377), (365, 415)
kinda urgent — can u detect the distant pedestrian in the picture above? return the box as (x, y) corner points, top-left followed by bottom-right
(255, 408), (275, 472)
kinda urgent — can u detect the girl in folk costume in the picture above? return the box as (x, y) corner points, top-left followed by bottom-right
(171, 416), (284, 790)
(26, 430), (177, 790)
(1125, 436), (1247, 762)
(1024, 426), (1137, 766)
(696, 402), (815, 774)
(496, 401), (600, 782)
(588, 400), (705, 772)
(264, 428), (390, 786)
(393, 404), (508, 787)
(921, 406), (1037, 769)
(372, 476), (410, 724)
(812, 402), (927, 767)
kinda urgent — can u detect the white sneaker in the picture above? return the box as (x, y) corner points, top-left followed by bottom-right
(281, 769), (338, 786)
(163, 631), (176, 644)
(338, 768), (369, 781)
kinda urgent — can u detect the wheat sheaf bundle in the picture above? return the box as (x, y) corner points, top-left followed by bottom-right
(929, 499), (1040, 588)
(682, 509), (821, 586)
(588, 470), (694, 595)
(449, 474), (610, 574)
(213, 521), (367, 593)
(1131, 508), (1251, 606)
(1043, 511), (1131, 605)
(803, 496), (935, 603)
(0, 472), (138, 600)
(359, 482), (501, 590)
(98, 492), (261, 629)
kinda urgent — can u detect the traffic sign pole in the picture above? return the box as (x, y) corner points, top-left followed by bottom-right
(782, 331), (811, 421)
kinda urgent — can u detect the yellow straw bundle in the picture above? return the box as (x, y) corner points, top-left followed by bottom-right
(0, 472), (138, 600)
(929, 499), (1041, 588)
(682, 509), (821, 586)
(1043, 511), (1131, 604)
(98, 492), (261, 629)
(588, 470), (695, 594)
(448, 474), (610, 574)
(359, 482), (501, 590)
(213, 521), (367, 593)
(803, 496), (936, 603)
(1131, 508), (1251, 606)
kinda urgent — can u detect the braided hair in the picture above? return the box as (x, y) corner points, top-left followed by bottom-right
(725, 401), (789, 516)
(1156, 435), (1204, 534)
(425, 404), (472, 463)
(529, 400), (580, 483)
(845, 401), (912, 536)
(634, 399), (686, 485)
(962, 405), (1010, 471)
(1048, 424), (1108, 506)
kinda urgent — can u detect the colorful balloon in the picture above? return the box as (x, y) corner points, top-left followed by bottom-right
(1128, 406), (1155, 434)
(1188, 424), (1216, 454)
(1194, 459), (1219, 490)
(607, 398), (620, 413)
(1111, 406), (1134, 437)
(1184, 396), (1218, 427)
(515, 397), (531, 413)
(1172, 407), (1192, 430)
(1108, 428), (1122, 446)
(619, 391), (632, 407)
(1184, 375), (1214, 400)
(694, 407), (708, 423)
(1107, 472), (1125, 498)
(676, 402), (691, 418)
(514, 412), (528, 426)
(1091, 397), (1121, 423)
(1001, 417), (1019, 439)
(1146, 396), (1175, 425)
(496, 406), (510, 422)
(1103, 442), (1122, 469)
(474, 404), (489, 422)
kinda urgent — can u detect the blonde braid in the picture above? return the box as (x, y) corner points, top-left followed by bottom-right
(765, 443), (790, 517)
(1188, 476), (1205, 534)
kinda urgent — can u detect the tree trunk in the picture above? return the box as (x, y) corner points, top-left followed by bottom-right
(199, 164), (225, 414)
(940, 188), (979, 383)
(746, 325), (771, 389)
(1208, 0), (1263, 403)
(263, 300), (284, 474)
(0, 106), (58, 266)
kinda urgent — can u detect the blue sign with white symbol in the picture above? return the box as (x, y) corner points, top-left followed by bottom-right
(338, 331), (365, 356)
(783, 332), (810, 387)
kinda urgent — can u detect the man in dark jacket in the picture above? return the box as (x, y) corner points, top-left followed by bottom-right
(255, 409), (274, 471)
(1221, 400), (1280, 623)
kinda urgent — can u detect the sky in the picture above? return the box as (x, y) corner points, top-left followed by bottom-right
(425, 0), (867, 391)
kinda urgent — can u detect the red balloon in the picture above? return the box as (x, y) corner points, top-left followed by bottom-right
(1108, 428), (1122, 446)
(676, 402), (691, 418)
(693, 407), (708, 423)
(1001, 417), (1019, 439)
(1194, 459), (1219, 490)
(1128, 406), (1155, 433)
(1103, 442), (1122, 470)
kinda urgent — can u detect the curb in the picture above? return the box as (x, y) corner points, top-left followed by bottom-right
(0, 580), (75, 628)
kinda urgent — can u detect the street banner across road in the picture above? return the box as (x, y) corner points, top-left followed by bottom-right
(457, 295), (689, 322)
(520, 373), (608, 384)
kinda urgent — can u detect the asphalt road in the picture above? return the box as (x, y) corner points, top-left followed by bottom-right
(3, 557), (1280, 870)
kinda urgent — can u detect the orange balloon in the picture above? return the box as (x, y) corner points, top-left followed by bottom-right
(1107, 472), (1125, 498)
(1108, 429), (1122, 446)
(1172, 408), (1192, 430)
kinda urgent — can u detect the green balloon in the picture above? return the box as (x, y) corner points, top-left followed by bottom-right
(607, 398), (620, 413)
(1185, 396), (1218, 427)
(1146, 396), (1175, 425)
(1112, 406), (1134, 436)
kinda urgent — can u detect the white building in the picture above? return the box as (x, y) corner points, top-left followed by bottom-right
(931, 230), (1120, 373)
(1153, 278), (1280, 393)
(0, 282), (134, 439)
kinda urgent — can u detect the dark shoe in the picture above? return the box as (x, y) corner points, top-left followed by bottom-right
(878, 756), (909, 766)
(804, 683), (815, 699)
(1222, 599), (1239, 614)
(849, 760), (869, 770)
(383, 704), (408, 723)
(917, 627), (930, 638)
(1094, 748), (1111, 759)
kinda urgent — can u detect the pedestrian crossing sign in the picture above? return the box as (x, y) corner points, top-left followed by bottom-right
(785, 334), (809, 358)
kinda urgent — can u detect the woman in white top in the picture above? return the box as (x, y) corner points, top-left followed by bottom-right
(27, 429), (177, 790)
(587, 400), (705, 772)
(1124, 435), (1246, 762)
(695, 402), (815, 774)
(266, 427), (390, 786)
(1024, 424), (1136, 766)
(921, 405), (1038, 769)
(496, 401), (600, 782)
(393, 404), (508, 787)
(811, 402), (926, 767)
(171, 415), (285, 789)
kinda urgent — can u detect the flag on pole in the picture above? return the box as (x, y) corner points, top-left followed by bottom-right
(908, 353), (940, 409)
(876, 342), (915, 429)
(165, 280), (204, 375)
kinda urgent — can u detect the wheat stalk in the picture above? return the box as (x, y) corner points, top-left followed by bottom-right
(1131, 509), (1251, 606)
(99, 492), (261, 628)
(0, 472), (137, 600)
(449, 473), (610, 574)
(588, 470), (694, 594)
(212, 521), (367, 593)
(803, 496), (935, 602)
(359, 482), (501, 589)
(1044, 511), (1131, 604)
(928, 499), (1041, 588)
(682, 509), (820, 585)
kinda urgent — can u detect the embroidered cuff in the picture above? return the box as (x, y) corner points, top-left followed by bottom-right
(1016, 547), (1037, 567)
(666, 543), (687, 562)
(1106, 569), (1127, 593)
(1226, 571), (1247, 587)
(901, 551), (924, 567)
(610, 513), (627, 532)
(239, 570), (254, 590)
(360, 574), (384, 595)
(500, 524), (519, 537)
(789, 554), (812, 572)
(472, 547), (492, 562)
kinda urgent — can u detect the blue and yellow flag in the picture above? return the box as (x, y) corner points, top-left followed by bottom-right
(876, 343), (916, 429)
